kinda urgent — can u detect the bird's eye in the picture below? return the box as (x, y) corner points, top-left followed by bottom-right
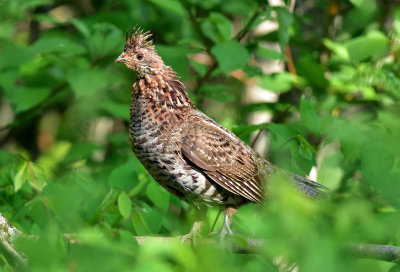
(136, 53), (143, 60)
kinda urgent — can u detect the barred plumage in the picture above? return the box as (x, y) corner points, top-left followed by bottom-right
(115, 27), (325, 237)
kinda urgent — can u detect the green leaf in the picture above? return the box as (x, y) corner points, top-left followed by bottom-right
(32, 37), (86, 55)
(343, 0), (376, 33)
(108, 157), (139, 191)
(139, 207), (162, 233)
(13, 160), (46, 192)
(0, 150), (13, 166)
(118, 192), (132, 220)
(148, 0), (185, 16)
(289, 135), (315, 175)
(322, 117), (365, 164)
(0, 42), (34, 69)
(317, 144), (344, 189)
(394, 7), (400, 35)
(268, 123), (298, 146)
(201, 13), (232, 44)
(101, 102), (129, 121)
(198, 84), (236, 102)
(257, 46), (283, 60)
(232, 123), (268, 143)
(4, 86), (51, 113)
(71, 18), (91, 38)
(131, 210), (151, 235)
(361, 134), (400, 206)
(345, 31), (388, 62)
(146, 181), (170, 212)
(156, 45), (194, 78)
(67, 68), (113, 97)
(275, 7), (293, 50)
(300, 97), (320, 136)
(28, 163), (47, 191)
(211, 41), (250, 73)
(322, 39), (349, 60)
(62, 142), (101, 163)
(296, 135), (316, 161)
(14, 161), (29, 192)
(190, 59), (208, 76)
(296, 55), (328, 90)
(86, 23), (122, 58)
(323, 31), (388, 62)
(349, 0), (363, 7)
(257, 72), (296, 93)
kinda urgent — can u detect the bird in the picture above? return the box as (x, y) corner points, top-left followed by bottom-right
(115, 27), (326, 240)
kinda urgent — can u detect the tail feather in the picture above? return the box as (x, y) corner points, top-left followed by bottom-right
(288, 172), (327, 199)
(266, 164), (328, 199)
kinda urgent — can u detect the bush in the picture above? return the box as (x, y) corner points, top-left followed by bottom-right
(0, 0), (400, 271)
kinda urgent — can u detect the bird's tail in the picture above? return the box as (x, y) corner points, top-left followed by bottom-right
(264, 163), (327, 199)
(287, 172), (327, 199)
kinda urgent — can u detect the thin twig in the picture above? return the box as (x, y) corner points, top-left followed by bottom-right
(284, 45), (297, 76)
(210, 209), (223, 232)
(234, 5), (266, 42)
(113, 212), (133, 237)
(288, 0), (296, 13)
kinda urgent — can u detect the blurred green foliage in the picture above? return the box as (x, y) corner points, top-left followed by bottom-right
(1, 0), (400, 271)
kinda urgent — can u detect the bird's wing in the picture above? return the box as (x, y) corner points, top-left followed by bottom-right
(181, 112), (265, 203)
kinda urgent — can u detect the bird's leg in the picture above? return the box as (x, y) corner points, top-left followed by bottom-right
(220, 206), (237, 240)
(181, 207), (207, 245)
(181, 221), (203, 245)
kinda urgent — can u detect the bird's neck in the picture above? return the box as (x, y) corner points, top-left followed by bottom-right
(133, 73), (194, 109)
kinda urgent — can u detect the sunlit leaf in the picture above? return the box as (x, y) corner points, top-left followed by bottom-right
(201, 13), (232, 44)
(14, 161), (29, 192)
(211, 41), (250, 73)
(257, 45), (283, 60)
(257, 72), (296, 93)
(148, 0), (185, 16)
(118, 192), (132, 220)
(67, 68), (113, 97)
(323, 31), (388, 62)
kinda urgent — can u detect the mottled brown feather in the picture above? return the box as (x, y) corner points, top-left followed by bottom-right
(182, 113), (266, 203)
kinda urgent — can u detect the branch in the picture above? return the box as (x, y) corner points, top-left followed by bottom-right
(133, 236), (400, 263)
(0, 213), (27, 267)
(346, 243), (400, 263)
(2, 212), (399, 265)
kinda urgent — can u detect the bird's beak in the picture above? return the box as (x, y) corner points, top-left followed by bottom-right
(115, 55), (128, 63)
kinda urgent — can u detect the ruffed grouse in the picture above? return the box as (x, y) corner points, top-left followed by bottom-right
(115, 28), (325, 238)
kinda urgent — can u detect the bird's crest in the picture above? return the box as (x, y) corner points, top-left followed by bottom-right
(125, 26), (153, 50)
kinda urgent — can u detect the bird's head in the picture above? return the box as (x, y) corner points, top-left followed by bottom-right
(115, 27), (165, 76)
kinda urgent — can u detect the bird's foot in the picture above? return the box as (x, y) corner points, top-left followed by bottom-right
(208, 217), (234, 241)
(180, 221), (203, 246)
(219, 220), (233, 241)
